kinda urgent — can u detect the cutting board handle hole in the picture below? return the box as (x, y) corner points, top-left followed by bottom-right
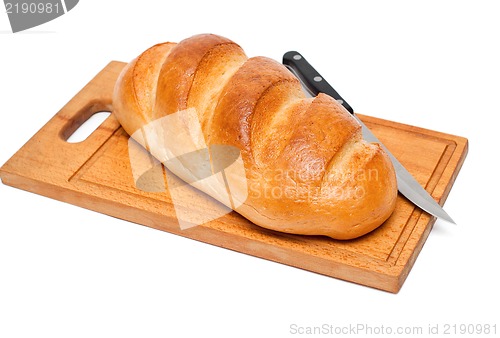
(66, 111), (112, 143)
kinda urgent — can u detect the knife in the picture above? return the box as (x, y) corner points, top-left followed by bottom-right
(283, 51), (455, 224)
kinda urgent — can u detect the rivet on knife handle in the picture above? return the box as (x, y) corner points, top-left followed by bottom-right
(283, 51), (354, 114)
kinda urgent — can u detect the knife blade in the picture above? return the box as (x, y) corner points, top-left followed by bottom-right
(283, 51), (455, 224)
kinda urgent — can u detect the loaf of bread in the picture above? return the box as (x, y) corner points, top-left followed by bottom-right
(113, 33), (397, 239)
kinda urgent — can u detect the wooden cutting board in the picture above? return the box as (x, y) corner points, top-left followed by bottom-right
(0, 61), (468, 293)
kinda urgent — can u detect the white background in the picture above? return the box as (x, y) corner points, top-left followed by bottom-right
(1, 1), (499, 337)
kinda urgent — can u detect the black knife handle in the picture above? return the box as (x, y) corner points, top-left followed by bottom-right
(283, 51), (354, 114)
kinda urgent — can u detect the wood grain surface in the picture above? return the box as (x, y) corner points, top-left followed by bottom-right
(0, 61), (468, 293)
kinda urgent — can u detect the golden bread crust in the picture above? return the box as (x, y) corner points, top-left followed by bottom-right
(113, 33), (397, 239)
